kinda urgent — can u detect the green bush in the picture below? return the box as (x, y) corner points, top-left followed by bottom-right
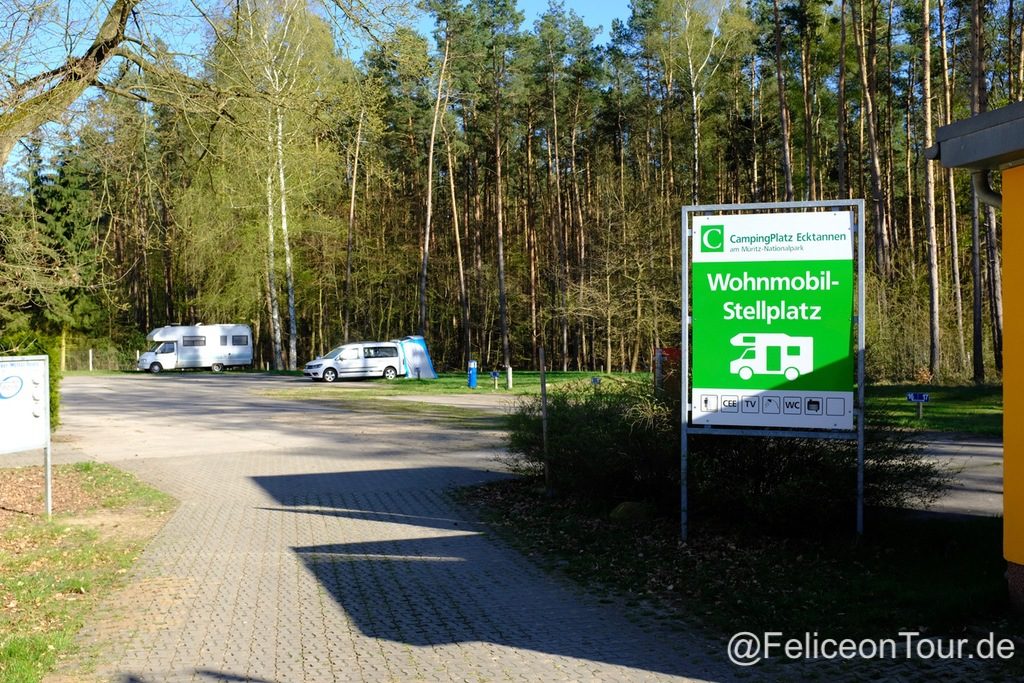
(687, 426), (950, 534)
(506, 378), (681, 507)
(0, 332), (62, 430)
(506, 380), (952, 536)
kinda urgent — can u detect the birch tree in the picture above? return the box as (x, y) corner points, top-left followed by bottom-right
(649, 0), (752, 203)
(923, 0), (940, 377)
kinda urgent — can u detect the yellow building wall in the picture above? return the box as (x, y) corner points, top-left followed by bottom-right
(1005, 164), (1024, 565)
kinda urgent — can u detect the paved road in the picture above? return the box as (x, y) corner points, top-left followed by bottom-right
(32, 374), (730, 683)
(916, 433), (1003, 516)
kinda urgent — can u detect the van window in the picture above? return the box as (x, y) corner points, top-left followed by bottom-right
(339, 347), (359, 361)
(232, 335), (249, 346)
(220, 335), (228, 346)
(364, 346), (398, 358)
(158, 342), (175, 354)
(183, 336), (206, 347)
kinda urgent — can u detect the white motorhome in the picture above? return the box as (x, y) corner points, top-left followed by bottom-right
(729, 333), (813, 382)
(137, 324), (253, 373)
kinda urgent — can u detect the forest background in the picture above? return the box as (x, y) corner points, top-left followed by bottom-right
(0, 0), (1011, 383)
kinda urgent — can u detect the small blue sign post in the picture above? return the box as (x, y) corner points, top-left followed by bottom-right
(468, 360), (478, 389)
(906, 392), (930, 419)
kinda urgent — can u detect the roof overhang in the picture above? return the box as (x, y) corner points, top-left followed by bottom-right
(926, 100), (1024, 170)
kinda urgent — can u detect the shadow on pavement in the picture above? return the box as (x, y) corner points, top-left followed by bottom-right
(120, 671), (277, 682)
(251, 467), (724, 680)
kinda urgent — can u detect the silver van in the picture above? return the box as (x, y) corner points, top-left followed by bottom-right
(303, 342), (404, 382)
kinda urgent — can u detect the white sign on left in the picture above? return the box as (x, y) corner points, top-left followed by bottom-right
(0, 356), (50, 455)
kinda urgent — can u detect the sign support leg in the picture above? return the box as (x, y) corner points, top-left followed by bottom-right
(856, 199), (866, 536)
(856, 413), (864, 535)
(680, 208), (691, 544)
(539, 346), (551, 496)
(680, 430), (688, 543)
(44, 442), (52, 518)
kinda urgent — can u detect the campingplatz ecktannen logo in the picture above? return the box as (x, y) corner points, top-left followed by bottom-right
(701, 224), (724, 252)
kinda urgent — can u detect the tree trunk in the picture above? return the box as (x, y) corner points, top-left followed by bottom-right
(938, 0), (966, 367)
(771, 0), (795, 201)
(276, 107), (297, 371)
(986, 205), (1003, 371)
(1011, 0), (1018, 98)
(838, 0), (849, 198)
(265, 148), (284, 371)
(800, 24), (816, 200)
(158, 193), (175, 324)
(344, 110), (363, 343)
(445, 130), (470, 367)
(419, 36), (450, 337)
(883, 0), (896, 257)
(495, 98), (511, 381)
(1019, 7), (1024, 100)
(570, 97), (587, 370)
(970, 0), (987, 382)
(923, 0), (941, 379)
(690, 88), (701, 204)
(751, 54), (762, 200)
(904, 67), (916, 270)
(851, 0), (891, 276)
(972, 195), (984, 382)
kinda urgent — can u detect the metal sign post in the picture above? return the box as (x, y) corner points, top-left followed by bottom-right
(907, 392), (930, 419)
(0, 355), (52, 517)
(681, 201), (866, 542)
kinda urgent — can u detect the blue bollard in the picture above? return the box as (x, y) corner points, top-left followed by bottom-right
(467, 360), (478, 389)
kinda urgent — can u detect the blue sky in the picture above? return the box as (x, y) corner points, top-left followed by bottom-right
(504, 0), (629, 42)
(413, 0), (631, 45)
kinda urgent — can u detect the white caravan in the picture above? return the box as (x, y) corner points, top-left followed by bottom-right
(729, 333), (813, 382)
(137, 324), (253, 373)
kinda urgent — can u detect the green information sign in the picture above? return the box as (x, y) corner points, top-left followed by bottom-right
(691, 211), (855, 429)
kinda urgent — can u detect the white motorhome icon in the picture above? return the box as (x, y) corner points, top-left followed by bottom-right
(729, 333), (813, 381)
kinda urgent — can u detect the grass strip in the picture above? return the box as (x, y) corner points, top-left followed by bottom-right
(0, 463), (175, 683)
(866, 384), (1002, 436)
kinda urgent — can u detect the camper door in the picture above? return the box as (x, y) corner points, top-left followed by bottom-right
(153, 341), (178, 370)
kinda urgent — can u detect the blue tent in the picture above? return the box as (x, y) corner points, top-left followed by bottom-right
(392, 336), (438, 379)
